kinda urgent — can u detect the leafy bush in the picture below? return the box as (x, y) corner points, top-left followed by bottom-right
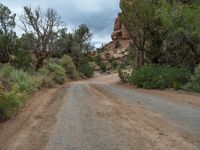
(111, 60), (118, 69)
(12, 48), (33, 71)
(0, 65), (38, 93)
(47, 63), (67, 84)
(0, 65), (40, 120)
(81, 56), (95, 64)
(94, 54), (102, 65)
(79, 63), (94, 78)
(129, 65), (191, 89)
(59, 55), (79, 80)
(37, 67), (55, 88)
(184, 64), (200, 92)
(0, 88), (27, 120)
(100, 62), (107, 73)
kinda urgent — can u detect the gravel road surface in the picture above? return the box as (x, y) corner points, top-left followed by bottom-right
(1, 74), (200, 150)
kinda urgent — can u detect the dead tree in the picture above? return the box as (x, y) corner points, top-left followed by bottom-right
(21, 6), (61, 71)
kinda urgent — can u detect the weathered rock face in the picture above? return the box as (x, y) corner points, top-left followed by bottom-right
(111, 13), (130, 41)
(98, 0), (131, 63)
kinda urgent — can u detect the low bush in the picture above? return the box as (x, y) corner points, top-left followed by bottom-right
(12, 48), (33, 71)
(129, 65), (191, 89)
(79, 63), (94, 78)
(39, 63), (67, 87)
(0, 65), (40, 120)
(81, 56), (95, 63)
(59, 55), (79, 80)
(0, 65), (38, 94)
(184, 64), (200, 92)
(49, 63), (66, 83)
(37, 67), (55, 88)
(111, 60), (118, 69)
(0, 87), (27, 120)
(100, 62), (107, 73)
(94, 54), (102, 65)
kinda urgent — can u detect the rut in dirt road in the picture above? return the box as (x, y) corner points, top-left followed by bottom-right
(46, 77), (200, 150)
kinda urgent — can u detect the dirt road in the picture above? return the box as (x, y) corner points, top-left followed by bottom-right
(1, 74), (200, 150)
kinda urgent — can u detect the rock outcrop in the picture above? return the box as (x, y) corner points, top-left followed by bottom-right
(98, 0), (131, 63)
(111, 13), (130, 41)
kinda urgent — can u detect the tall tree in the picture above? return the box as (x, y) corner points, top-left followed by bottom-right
(0, 3), (17, 63)
(120, 0), (159, 67)
(156, 1), (200, 69)
(72, 24), (93, 68)
(55, 28), (74, 58)
(21, 6), (61, 70)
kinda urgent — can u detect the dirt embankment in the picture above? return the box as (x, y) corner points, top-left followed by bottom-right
(0, 85), (68, 150)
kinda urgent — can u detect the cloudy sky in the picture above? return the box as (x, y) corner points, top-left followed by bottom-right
(1, 0), (120, 47)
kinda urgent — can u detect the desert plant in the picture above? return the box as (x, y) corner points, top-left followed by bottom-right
(0, 65), (40, 120)
(79, 63), (94, 78)
(111, 60), (118, 69)
(47, 63), (67, 84)
(0, 65), (38, 93)
(0, 87), (27, 120)
(59, 55), (79, 80)
(100, 62), (107, 73)
(129, 65), (191, 89)
(184, 64), (200, 92)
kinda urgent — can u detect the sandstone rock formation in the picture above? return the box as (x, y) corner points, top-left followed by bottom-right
(98, 0), (131, 63)
(111, 13), (130, 41)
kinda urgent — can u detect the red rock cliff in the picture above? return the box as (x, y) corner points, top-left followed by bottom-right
(111, 13), (130, 41)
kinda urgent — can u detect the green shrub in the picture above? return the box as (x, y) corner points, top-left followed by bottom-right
(94, 54), (102, 65)
(79, 63), (94, 78)
(37, 67), (54, 88)
(47, 63), (67, 84)
(59, 55), (79, 80)
(81, 56), (94, 64)
(0, 65), (40, 120)
(12, 48), (33, 71)
(38, 59), (68, 86)
(184, 64), (200, 92)
(129, 65), (191, 89)
(0, 65), (38, 93)
(111, 60), (118, 69)
(0, 88), (27, 120)
(100, 62), (107, 73)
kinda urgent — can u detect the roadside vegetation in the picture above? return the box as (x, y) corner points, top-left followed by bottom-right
(119, 0), (200, 92)
(0, 3), (94, 121)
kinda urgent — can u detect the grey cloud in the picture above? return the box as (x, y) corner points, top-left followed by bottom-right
(1, 0), (120, 47)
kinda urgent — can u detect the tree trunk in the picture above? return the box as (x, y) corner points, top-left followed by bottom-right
(35, 58), (44, 71)
(136, 50), (140, 68)
(140, 50), (145, 66)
